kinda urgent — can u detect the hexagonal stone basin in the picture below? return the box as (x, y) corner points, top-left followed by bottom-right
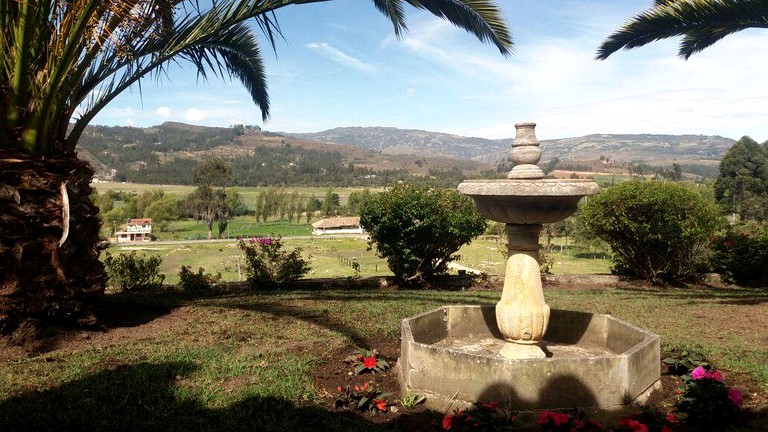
(396, 305), (660, 411)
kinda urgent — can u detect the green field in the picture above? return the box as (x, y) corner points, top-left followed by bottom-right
(92, 181), (383, 207)
(105, 235), (611, 286)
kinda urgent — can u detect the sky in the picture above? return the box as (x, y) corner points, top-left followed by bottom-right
(91, 0), (768, 141)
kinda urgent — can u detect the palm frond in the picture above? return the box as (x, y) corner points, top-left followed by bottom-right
(403, 0), (513, 56)
(597, 0), (768, 60)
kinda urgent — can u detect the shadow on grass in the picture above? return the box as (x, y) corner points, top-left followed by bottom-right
(612, 284), (768, 306)
(0, 361), (397, 432)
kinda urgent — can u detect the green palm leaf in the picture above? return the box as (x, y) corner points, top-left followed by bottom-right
(597, 0), (768, 60)
(2, 0), (513, 156)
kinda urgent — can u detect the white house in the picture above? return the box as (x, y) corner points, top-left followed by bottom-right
(311, 217), (365, 236)
(115, 218), (153, 243)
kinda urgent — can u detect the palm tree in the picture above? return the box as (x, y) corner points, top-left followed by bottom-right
(596, 0), (768, 60)
(0, 1), (512, 332)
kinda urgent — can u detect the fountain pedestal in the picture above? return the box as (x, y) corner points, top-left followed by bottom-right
(396, 122), (661, 411)
(458, 123), (599, 359)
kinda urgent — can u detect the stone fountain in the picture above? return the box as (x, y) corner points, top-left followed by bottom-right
(396, 123), (660, 411)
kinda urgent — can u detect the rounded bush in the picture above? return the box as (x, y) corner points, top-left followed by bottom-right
(359, 183), (486, 283)
(579, 181), (723, 283)
(710, 221), (768, 287)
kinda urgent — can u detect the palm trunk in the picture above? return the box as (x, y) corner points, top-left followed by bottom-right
(0, 149), (106, 333)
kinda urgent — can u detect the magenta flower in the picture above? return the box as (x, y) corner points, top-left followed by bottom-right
(691, 366), (707, 380)
(728, 388), (743, 406)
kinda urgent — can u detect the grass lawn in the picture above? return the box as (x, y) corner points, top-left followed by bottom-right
(105, 236), (610, 286)
(1, 283), (766, 431)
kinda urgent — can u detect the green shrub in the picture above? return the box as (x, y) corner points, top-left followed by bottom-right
(710, 221), (768, 286)
(579, 181), (723, 283)
(178, 266), (222, 292)
(238, 236), (310, 289)
(103, 252), (165, 292)
(359, 183), (486, 283)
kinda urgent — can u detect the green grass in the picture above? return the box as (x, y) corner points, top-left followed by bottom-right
(106, 236), (392, 285)
(152, 217), (313, 241)
(106, 234), (613, 286)
(1, 285), (767, 431)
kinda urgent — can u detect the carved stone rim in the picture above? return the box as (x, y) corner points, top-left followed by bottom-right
(458, 179), (599, 197)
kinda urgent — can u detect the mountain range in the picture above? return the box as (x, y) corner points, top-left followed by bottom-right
(291, 127), (734, 165)
(78, 122), (735, 185)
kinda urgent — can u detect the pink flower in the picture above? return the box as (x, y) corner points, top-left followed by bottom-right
(666, 412), (678, 424)
(691, 366), (707, 380)
(728, 388), (743, 406)
(661, 426), (674, 432)
(363, 357), (377, 369)
(711, 370), (723, 381)
(337, 386), (342, 392)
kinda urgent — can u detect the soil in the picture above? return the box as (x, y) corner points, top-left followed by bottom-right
(2, 279), (768, 430)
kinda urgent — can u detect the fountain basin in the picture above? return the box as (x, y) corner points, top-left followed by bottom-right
(458, 179), (600, 224)
(397, 305), (660, 410)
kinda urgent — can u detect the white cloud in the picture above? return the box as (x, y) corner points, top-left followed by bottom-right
(185, 108), (206, 122)
(125, 118), (136, 127)
(306, 42), (375, 74)
(156, 106), (171, 118)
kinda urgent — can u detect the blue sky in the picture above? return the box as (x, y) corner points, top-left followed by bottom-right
(92, 1), (768, 141)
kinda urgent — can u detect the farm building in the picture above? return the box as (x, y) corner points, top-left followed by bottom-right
(114, 218), (153, 243)
(311, 217), (365, 236)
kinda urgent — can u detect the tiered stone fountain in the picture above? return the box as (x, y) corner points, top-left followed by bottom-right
(396, 123), (660, 411)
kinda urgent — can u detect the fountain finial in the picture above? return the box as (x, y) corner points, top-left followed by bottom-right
(508, 122), (545, 180)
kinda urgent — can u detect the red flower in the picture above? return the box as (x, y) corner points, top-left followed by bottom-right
(619, 418), (648, 432)
(363, 356), (377, 369)
(373, 398), (387, 412)
(442, 414), (454, 430)
(537, 410), (570, 426)
(661, 426), (674, 432)
(666, 412), (678, 424)
(480, 401), (497, 413)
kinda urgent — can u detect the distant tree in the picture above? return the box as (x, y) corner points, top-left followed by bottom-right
(322, 188), (340, 217)
(579, 180), (723, 284)
(144, 197), (179, 232)
(216, 189), (231, 239)
(713, 136), (768, 221)
(360, 184), (486, 283)
(192, 159), (233, 239)
(347, 189), (372, 215)
(227, 189), (249, 217)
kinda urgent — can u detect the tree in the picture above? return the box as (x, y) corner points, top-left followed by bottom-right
(144, 196), (179, 232)
(322, 188), (340, 217)
(597, 0), (768, 60)
(191, 159), (233, 239)
(360, 184), (486, 283)
(713, 136), (768, 220)
(579, 180), (723, 284)
(1, 0), (512, 331)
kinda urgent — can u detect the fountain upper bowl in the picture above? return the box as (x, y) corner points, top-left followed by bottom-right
(458, 179), (599, 224)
